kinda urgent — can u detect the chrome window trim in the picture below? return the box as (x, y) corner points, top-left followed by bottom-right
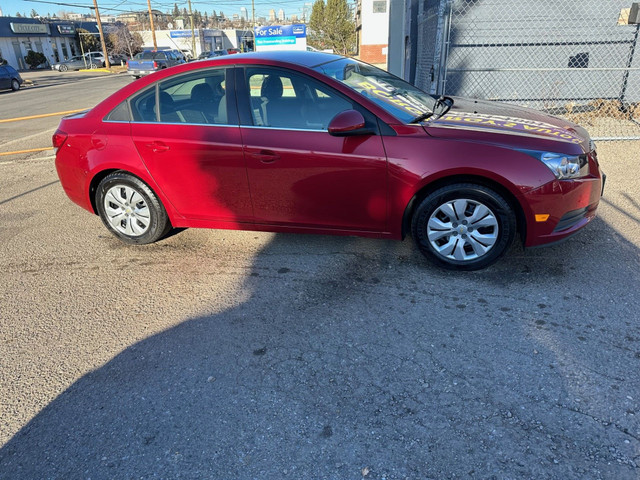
(240, 125), (327, 133)
(108, 120), (241, 128)
(103, 121), (325, 132)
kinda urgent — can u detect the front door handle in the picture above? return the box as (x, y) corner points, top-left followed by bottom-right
(250, 150), (280, 164)
(145, 141), (170, 153)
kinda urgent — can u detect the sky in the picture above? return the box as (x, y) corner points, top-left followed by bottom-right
(0, 0), (315, 21)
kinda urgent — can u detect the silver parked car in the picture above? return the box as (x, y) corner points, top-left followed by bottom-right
(52, 56), (98, 72)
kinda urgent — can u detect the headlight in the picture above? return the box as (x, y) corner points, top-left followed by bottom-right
(539, 152), (589, 180)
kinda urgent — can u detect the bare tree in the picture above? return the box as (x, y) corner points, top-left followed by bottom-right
(107, 23), (143, 59)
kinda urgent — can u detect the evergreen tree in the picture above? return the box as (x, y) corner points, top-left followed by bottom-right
(309, 0), (327, 48)
(172, 3), (180, 18)
(309, 0), (355, 55)
(325, 0), (355, 55)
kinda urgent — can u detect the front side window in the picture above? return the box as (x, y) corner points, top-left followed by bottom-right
(129, 68), (230, 125)
(313, 58), (435, 123)
(245, 67), (352, 130)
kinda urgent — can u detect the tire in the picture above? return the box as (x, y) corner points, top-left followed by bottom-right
(95, 172), (171, 244)
(411, 183), (516, 270)
(11, 79), (20, 91)
(59, 64), (68, 72)
(89, 63), (98, 69)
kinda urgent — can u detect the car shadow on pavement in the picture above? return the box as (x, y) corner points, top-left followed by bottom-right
(0, 181), (59, 207)
(1, 219), (639, 479)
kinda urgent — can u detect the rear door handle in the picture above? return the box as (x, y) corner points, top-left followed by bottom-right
(145, 141), (170, 153)
(250, 150), (280, 164)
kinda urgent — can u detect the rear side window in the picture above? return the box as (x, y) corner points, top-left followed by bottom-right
(130, 88), (158, 122)
(129, 68), (232, 125)
(105, 101), (131, 122)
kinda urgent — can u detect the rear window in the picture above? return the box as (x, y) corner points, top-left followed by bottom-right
(136, 52), (168, 60)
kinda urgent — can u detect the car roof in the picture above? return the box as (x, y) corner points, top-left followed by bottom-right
(221, 50), (343, 68)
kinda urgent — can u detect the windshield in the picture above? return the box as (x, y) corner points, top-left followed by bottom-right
(313, 58), (436, 123)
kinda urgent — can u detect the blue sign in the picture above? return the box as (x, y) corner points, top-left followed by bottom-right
(254, 24), (306, 46)
(170, 30), (195, 38)
(254, 24), (307, 51)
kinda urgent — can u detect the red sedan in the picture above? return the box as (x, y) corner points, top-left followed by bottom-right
(53, 51), (604, 270)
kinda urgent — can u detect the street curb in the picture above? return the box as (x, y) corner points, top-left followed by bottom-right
(77, 68), (125, 74)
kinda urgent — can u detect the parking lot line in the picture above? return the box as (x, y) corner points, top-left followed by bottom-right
(0, 109), (87, 124)
(0, 147), (53, 157)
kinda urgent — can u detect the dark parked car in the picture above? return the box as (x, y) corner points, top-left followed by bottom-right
(53, 52), (604, 270)
(0, 65), (23, 91)
(197, 50), (227, 60)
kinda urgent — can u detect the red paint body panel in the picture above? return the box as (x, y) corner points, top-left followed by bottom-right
(242, 127), (388, 231)
(130, 123), (252, 223)
(520, 152), (603, 246)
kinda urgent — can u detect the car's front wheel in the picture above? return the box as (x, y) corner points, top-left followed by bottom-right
(96, 172), (171, 244)
(11, 79), (20, 91)
(59, 64), (68, 72)
(411, 184), (516, 270)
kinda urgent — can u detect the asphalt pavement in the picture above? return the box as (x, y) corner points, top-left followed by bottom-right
(0, 71), (639, 479)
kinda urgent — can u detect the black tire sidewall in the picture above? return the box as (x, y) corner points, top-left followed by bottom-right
(96, 173), (169, 244)
(412, 184), (516, 270)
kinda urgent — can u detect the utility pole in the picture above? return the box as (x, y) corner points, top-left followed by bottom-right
(147, 0), (158, 49)
(187, 0), (196, 58)
(92, 0), (110, 68)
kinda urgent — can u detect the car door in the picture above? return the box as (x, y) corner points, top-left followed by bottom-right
(129, 66), (253, 223)
(237, 66), (389, 232)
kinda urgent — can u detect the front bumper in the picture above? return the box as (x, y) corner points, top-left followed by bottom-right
(522, 153), (604, 247)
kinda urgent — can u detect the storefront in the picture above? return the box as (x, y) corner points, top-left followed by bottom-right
(0, 17), (82, 70)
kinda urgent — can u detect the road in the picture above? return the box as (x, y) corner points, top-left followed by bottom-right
(0, 71), (639, 479)
(0, 71), (131, 157)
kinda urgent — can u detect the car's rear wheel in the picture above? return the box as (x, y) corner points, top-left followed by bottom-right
(59, 64), (68, 72)
(96, 172), (171, 244)
(11, 79), (20, 91)
(89, 63), (98, 69)
(411, 184), (516, 270)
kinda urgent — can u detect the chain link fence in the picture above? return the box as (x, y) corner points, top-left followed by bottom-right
(413, 0), (640, 140)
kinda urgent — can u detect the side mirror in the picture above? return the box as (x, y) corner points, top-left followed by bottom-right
(328, 110), (373, 136)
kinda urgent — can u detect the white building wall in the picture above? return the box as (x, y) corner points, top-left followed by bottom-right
(0, 35), (64, 69)
(138, 29), (247, 56)
(359, 0), (389, 64)
(361, 0), (389, 44)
